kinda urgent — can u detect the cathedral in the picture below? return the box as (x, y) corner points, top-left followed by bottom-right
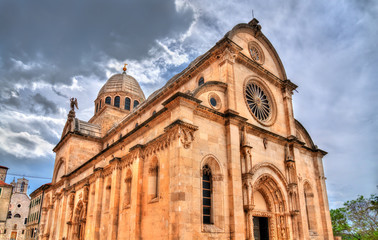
(40, 19), (334, 240)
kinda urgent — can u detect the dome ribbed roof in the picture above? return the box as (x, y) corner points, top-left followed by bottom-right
(97, 73), (145, 100)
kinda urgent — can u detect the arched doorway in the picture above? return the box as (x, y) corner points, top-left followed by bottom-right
(252, 174), (289, 240)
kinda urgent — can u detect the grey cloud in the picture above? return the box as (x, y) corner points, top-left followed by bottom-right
(31, 93), (59, 114)
(0, 0), (194, 88)
(52, 87), (69, 99)
(11, 136), (37, 151)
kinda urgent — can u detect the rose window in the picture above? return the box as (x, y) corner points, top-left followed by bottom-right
(250, 46), (260, 62)
(245, 83), (271, 121)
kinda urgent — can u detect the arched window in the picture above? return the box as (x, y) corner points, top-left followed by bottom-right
(304, 182), (317, 234)
(149, 158), (159, 200)
(124, 97), (131, 110)
(198, 77), (205, 86)
(105, 97), (111, 105)
(99, 100), (102, 109)
(202, 165), (212, 224)
(14, 214), (21, 218)
(125, 170), (132, 206)
(133, 100), (139, 108)
(95, 103), (98, 113)
(114, 96), (120, 107)
(20, 182), (25, 192)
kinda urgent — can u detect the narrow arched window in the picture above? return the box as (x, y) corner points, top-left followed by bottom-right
(125, 170), (132, 206)
(124, 97), (131, 110)
(202, 165), (212, 224)
(114, 96), (120, 107)
(99, 99), (102, 109)
(149, 159), (159, 200)
(198, 77), (205, 86)
(95, 103), (98, 113)
(133, 100), (139, 108)
(304, 183), (317, 233)
(105, 97), (111, 105)
(20, 182), (25, 192)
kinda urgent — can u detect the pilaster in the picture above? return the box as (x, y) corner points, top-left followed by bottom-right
(225, 111), (246, 240)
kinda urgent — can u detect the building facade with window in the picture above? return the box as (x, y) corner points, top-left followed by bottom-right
(25, 183), (50, 240)
(2, 178), (30, 240)
(0, 166), (12, 239)
(40, 18), (333, 240)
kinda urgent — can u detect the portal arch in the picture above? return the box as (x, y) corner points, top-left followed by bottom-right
(251, 172), (290, 240)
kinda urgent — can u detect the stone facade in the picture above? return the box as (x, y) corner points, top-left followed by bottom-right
(25, 184), (51, 240)
(40, 18), (334, 240)
(0, 166), (12, 238)
(2, 178), (30, 240)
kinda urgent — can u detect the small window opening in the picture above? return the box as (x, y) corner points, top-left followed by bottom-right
(114, 96), (120, 107)
(125, 97), (131, 110)
(198, 77), (205, 86)
(105, 97), (111, 105)
(133, 100), (139, 108)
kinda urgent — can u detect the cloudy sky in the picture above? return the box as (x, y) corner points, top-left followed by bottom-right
(0, 0), (377, 209)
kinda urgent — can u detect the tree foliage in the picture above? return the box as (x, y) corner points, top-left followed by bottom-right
(331, 194), (378, 240)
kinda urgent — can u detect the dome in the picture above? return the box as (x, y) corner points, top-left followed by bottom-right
(98, 72), (145, 100)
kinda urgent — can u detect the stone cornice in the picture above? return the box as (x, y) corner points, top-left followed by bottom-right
(53, 131), (102, 152)
(236, 52), (284, 88)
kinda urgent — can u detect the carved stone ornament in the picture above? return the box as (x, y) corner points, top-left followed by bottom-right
(219, 47), (236, 64)
(178, 127), (195, 149)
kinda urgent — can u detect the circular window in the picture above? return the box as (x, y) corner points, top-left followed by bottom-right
(17, 204), (21, 208)
(248, 42), (264, 64)
(245, 80), (276, 125)
(208, 93), (221, 110)
(250, 46), (261, 62)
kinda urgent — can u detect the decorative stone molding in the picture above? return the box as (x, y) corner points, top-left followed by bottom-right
(219, 46), (237, 64)
(212, 174), (223, 181)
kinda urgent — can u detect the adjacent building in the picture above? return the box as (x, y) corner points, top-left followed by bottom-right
(26, 184), (51, 240)
(2, 178), (30, 240)
(0, 166), (12, 238)
(40, 18), (334, 239)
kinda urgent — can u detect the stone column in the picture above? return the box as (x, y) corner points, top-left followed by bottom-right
(132, 148), (144, 240)
(219, 47), (237, 110)
(108, 158), (122, 240)
(313, 151), (334, 240)
(285, 143), (303, 239)
(282, 81), (297, 137)
(225, 114), (246, 240)
(92, 169), (104, 240)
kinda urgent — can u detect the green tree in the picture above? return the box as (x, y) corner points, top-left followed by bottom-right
(331, 194), (378, 240)
(330, 207), (350, 236)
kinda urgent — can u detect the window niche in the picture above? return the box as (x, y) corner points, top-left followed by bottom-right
(148, 158), (159, 202)
(198, 77), (205, 86)
(201, 156), (224, 232)
(114, 96), (120, 107)
(133, 100), (139, 108)
(124, 169), (132, 208)
(105, 97), (111, 105)
(304, 182), (318, 235)
(124, 97), (131, 110)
